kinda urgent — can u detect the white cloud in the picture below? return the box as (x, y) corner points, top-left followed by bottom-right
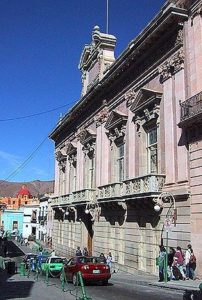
(0, 150), (21, 167)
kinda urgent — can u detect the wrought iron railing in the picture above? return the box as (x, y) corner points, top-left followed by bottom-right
(180, 91), (202, 122)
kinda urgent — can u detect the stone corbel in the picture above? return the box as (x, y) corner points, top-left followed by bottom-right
(174, 29), (183, 47)
(124, 89), (136, 107)
(68, 153), (77, 166)
(58, 160), (66, 173)
(83, 142), (95, 158)
(159, 50), (185, 83)
(170, 49), (185, 74)
(95, 106), (109, 127)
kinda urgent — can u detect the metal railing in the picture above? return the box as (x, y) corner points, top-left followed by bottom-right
(180, 91), (202, 123)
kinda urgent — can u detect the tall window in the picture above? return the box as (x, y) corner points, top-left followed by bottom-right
(13, 221), (18, 231)
(69, 156), (77, 193)
(88, 154), (95, 188)
(117, 143), (124, 181)
(83, 142), (95, 189)
(147, 127), (158, 173)
(84, 152), (95, 189)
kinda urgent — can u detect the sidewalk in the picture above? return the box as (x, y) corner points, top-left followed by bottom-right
(111, 268), (201, 292)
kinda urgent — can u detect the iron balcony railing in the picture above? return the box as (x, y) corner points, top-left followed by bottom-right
(180, 91), (202, 125)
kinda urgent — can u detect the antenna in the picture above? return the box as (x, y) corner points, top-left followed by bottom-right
(106, 0), (109, 34)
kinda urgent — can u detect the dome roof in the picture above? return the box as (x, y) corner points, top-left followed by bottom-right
(16, 185), (32, 198)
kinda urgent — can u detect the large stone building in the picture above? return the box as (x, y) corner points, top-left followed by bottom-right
(49, 0), (202, 275)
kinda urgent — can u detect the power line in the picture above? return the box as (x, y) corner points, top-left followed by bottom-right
(0, 135), (49, 185)
(0, 101), (77, 122)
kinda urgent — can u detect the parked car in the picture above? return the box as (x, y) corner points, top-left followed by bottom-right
(23, 253), (38, 269)
(41, 256), (65, 276)
(63, 256), (111, 285)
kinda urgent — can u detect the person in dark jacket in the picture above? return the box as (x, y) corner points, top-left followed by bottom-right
(75, 246), (82, 256)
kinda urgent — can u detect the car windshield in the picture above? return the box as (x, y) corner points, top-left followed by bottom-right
(77, 257), (104, 264)
(50, 258), (64, 264)
(26, 254), (37, 260)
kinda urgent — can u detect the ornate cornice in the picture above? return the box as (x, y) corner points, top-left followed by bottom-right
(158, 49), (185, 83)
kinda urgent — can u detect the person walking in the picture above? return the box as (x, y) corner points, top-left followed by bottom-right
(75, 246), (82, 256)
(82, 247), (89, 256)
(168, 247), (175, 280)
(158, 245), (167, 282)
(106, 252), (112, 271)
(99, 253), (106, 263)
(174, 246), (186, 280)
(185, 244), (196, 280)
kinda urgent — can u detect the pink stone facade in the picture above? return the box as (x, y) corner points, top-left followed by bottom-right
(50, 1), (202, 275)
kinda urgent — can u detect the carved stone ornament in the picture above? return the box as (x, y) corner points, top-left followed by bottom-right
(68, 153), (77, 165)
(106, 124), (126, 146)
(175, 29), (183, 47)
(58, 160), (66, 172)
(55, 150), (67, 172)
(158, 49), (185, 83)
(124, 89), (136, 107)
(82, 142), (96, 158)
(95, 106), (109, 127)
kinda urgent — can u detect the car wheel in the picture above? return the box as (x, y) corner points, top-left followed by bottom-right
(102, 279), (108, 286)
(73, 273), (78, 286)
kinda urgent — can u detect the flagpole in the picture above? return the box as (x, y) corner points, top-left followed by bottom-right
(106, 0), (109, 34)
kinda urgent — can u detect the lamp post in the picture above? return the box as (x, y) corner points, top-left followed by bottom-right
(85, 202), (101, 222)
(154, 192), (177, 283)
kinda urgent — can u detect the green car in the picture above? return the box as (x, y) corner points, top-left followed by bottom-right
(41, 257), (66, 277)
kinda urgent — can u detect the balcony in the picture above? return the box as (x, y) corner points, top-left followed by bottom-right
(97, 183), (123, 200)
(51, 189), (96, 207)
(179, 91), (202, 128)
(72, 188), (96, 203)
(97, 175), (165, 201)
(123, 174), (165, 198)
(51, 194), (72, 207)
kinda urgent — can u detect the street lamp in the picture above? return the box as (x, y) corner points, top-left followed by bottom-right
(85, 202), (101, 222)
(154, 192), (177, 283)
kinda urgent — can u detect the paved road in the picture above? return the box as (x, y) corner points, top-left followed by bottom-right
(0, 241), (198, 300)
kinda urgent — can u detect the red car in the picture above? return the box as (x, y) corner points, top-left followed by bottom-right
(63, 256), (111, 285)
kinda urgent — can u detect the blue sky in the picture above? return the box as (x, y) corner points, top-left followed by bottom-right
(0, 0), (165, 183)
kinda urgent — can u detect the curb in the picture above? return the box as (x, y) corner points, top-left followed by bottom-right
(148, 282), (200, 292)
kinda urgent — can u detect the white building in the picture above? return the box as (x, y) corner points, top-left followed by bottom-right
(21, 204), (39, 239)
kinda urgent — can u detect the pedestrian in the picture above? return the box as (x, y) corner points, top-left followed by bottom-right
(158, 245), (167, 282)
(168, 247), (175, 280)
(0, 256), (5, 272)
(3, 243), (7, 257)
(173, 246), (186, 280)
(51, 249), (56, 256)
(82, 247), (89, 256)
(185, 244), (196, 280)
(75, 246), (82, 256)
(106, 252), (112, 271)
(99, 253), (106, 263)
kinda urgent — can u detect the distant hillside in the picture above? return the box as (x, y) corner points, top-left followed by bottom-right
(0, 180), (54, 198)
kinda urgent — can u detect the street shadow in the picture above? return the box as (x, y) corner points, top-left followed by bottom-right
(0, 270), (34, 300)
(183, 290), (202, 300)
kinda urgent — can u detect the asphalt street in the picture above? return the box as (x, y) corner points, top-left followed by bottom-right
(0, 241), (197, 300)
